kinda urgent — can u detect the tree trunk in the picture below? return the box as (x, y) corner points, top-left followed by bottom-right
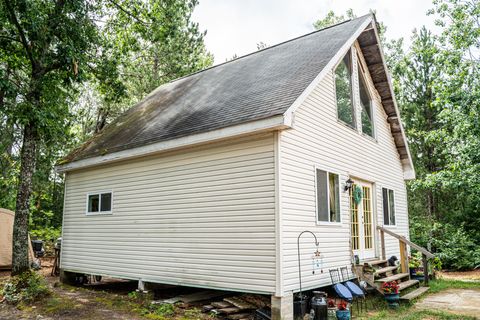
(12, 122), (38, 275)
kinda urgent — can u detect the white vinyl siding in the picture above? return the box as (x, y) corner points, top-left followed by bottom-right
(279, 44), (409, 294)
(61, 133), (276, 294)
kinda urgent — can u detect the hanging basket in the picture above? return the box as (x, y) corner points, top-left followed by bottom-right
(352, 185), (363, 205)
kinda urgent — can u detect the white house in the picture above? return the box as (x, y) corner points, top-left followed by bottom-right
(57, 14), (416, 319)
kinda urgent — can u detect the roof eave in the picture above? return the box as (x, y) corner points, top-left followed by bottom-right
(55, 115), (291, 173)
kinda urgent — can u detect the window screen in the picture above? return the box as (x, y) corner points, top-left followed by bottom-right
(101, 193), (112, 212)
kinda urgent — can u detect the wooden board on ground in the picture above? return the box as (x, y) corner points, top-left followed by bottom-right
(227, 313), (252, 319)
(223, 296), (256, 310)
(162, 290), (231, 304)
(212, 301), (232, 309)
(218, 307), (241, 314)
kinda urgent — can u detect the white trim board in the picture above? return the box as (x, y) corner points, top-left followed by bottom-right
(56, 115), (290, 173)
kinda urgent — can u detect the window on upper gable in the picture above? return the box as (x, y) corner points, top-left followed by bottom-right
(335, 50), (355, 128)
(358, 64), (374, 137)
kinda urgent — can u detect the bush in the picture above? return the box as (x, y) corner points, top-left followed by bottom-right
(410, 217), (480, 270)
(0, 270), (51, 304)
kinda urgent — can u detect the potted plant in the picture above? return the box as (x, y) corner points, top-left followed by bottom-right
(335, 300), (350, 320)
(408, 252), (422, 276)
(381, 281), (400, 308)
(327, 298), (336, 319)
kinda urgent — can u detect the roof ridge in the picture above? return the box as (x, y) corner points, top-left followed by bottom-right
(168, 13), (372, 85)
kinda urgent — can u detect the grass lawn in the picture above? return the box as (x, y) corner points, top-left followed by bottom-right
(353, 279), (480, 320)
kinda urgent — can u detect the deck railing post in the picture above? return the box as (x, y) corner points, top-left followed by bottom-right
(380, 230), (386, 260)
(422, 254), (429, 285)
(399, 240), (408, 273)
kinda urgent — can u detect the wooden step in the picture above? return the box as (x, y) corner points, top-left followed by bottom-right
(400, 287), (429, 301)
(398, 279), (420, 291)
(364, 259), (388, 267)
(374, 266), (398, 276)
(375, 273), (409, 282)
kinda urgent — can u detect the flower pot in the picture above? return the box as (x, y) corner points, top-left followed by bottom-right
(412, 275), (425, 281)
(327, 307), (337, 319)
(336, 309), (350, 320)
(409, 267), (417, 276)
(384, 293), (400, 308)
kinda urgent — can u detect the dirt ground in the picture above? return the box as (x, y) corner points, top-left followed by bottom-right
(0, 258), (221, 320)
(1, 260), (479, 320)
(437, 269), (480, 281)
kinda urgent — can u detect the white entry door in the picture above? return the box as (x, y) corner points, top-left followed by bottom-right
(350, 180), (376, 260)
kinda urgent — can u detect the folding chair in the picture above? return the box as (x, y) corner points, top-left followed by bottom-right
(340, 266), (366, 313)
(329, 268), (353, 316)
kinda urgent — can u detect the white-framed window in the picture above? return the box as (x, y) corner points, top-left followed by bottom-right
(357, 61), (375, 138)
(315, 168), (341, 223)
(334, 49), (356, 128)
(86, 191), (113, 215)
(382, 188), (395, 225)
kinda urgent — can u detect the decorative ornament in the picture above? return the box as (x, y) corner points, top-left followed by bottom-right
(353, 185), (363, 205)
(312, 249), (324, 274)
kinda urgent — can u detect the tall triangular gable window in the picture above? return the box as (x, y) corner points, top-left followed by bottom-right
(358, 63), (374, 137)
(335, 49), (356, 128)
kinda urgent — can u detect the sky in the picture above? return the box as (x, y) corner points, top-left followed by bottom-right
(192, 0), (438, 64)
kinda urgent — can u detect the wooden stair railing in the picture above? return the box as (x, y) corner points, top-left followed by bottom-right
(377, 226), (434, 286)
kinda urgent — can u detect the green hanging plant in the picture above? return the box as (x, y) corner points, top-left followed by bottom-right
(353, 185), (363, 205)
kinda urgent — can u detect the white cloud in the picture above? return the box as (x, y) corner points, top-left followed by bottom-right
(192, 0), (439, 64)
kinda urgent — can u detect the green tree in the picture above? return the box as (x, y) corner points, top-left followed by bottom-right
(0, 0), (104, 274)
(0, 0), (213, 275)
(313, 9), (355, 30)
(393, 27), (444, 222)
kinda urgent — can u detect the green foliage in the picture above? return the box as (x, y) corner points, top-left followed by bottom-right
(0, 271), (50, 304)
(0, 0), (212, 264)
(29, 227), (61, 256)
(313, 9), (356, 30)
(430, 223), (480, 270)
(141, 303), (176, 319)
(127, 290), (140, 300)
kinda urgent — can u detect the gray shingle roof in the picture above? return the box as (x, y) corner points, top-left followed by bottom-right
(64, 15), (371, 164)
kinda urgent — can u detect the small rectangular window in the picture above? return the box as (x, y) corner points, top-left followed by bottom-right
(87, 192), (112, 214)
(335, 50), (356, 128)
(316, 169), (341, 223)
(382, 188), (395, 225)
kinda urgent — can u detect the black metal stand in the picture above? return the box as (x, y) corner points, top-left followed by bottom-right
(297, 230), (320, 306)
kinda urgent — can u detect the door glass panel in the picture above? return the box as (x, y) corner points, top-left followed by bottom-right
(350, 184), (360, 250)
(363, 186), (373, 249)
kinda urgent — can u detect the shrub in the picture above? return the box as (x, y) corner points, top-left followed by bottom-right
(410, 217), (480, 270)
(0, 270), (51, 304)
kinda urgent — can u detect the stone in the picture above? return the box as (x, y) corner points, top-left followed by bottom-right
(415, 288), (480, 317)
